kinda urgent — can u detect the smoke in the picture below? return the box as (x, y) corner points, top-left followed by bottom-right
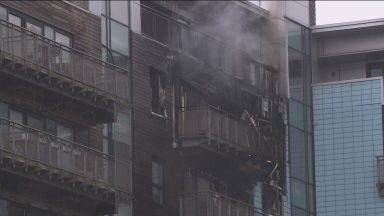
(186, 1), (263, 60)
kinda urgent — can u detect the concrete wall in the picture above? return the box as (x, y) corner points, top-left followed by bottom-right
(317, 30), (384, 58)
(315, 60), (366, 84)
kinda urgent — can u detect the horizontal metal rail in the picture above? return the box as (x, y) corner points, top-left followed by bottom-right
(179, 106), (263, 152)
(0, 19), (129, 101)
(179, 191), (270, 216)
(0, 117), (115, 188)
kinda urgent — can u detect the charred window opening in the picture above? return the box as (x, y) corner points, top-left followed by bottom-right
(150, 68), (166, 116)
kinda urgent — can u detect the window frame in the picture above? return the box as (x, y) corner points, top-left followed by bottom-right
(149, 68), (167, 117)
(367, 62), (384, 78)
(0, 4), (73, 47)
(151, 158), (164, 205)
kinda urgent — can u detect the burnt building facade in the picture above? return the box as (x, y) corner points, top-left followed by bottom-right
(130, 1), (286, 216)
(0, 1), (314, 216)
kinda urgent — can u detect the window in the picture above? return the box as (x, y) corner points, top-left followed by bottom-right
(111, 20), (129, 55)
(99, 0), (130, 69)
(57, 123), (74, 141)
(8, 13), (21, 26)
(0, 6), (7, 21)
(26, 21), (42, 35)
(150, 68), (166, 116)
(110, 0), (129, 25)
(367, 62), (384, 77)
(152, 160), (163, 205)
(0, 6), (71, 46)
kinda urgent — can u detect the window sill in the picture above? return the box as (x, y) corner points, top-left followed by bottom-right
(150, 111), (168, 120)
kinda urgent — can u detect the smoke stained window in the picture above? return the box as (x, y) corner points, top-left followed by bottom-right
(150, 68), (166, 116)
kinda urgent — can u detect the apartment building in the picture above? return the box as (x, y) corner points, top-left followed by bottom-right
(0, 1), (317, 216)
(312, 19), (384, 216)
(0, 1), (131, 215)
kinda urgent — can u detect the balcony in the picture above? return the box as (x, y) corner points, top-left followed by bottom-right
(179, 191), (268, 216)
(179, 106), (271, 158)
(140, 5), (280, 104)
(0, 117), (124, 200)
(377, 156), (384, 195)
(0, 20), (129, 109)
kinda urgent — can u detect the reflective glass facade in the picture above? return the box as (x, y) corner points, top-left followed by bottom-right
(287, 20), (315, 216)
(89, 1), (132, 216)
(313, 78), (384, 216)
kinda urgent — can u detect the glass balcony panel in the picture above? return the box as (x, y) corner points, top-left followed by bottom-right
(179, 106), (260, 152)
(0, 20), (129, 102)
(0, 118), (116, 189)
(180, 191), (265, 216)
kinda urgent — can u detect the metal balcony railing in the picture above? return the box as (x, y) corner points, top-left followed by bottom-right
(179, 106), (262, 152)
(0, 117), (116, 190)
(0, 19), (129, 102)
(179, 191), (269, 216)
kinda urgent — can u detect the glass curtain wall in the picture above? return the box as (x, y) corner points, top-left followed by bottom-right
(89, 1), (132, 216)
(287, 20), (315, 216)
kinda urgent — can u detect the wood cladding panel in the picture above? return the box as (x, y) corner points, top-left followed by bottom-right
(131, 33), (183, 216)
(0, 1), (101, 58)
(131, 31), (258, 215)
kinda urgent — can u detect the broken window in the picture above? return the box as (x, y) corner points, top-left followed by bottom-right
(150, 68), (166, 116)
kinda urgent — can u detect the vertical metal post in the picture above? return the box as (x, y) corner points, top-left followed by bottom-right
(48, 41), (51, 72)
(102, 64), (107, 92)
(33, 34), (37, 63)
(228, 198), (231, 216)
(24, 129), (27, 157)
(70, 49), (74, 79)
(219, 196), (222, 216)
(11, 123), (15, 154)
(179, 198), (183, 216)
(217, 109), (220, 141)
(59, 139), (63, 169)
(37, 132), (40, 161)
(83, 150), (87, 177)
(48, 136), (51, 165)
(207, 107), (211, 145)
(82, 59), (85, 83)
(208, 192), (212, 216)
(226, 114), (229, 144)
(59, 45), (62, 74)
(93, 60), (96, 89)
(71, 143), (74, 172)
(10, 24), (14, 56)
(94, 153), (98, 180)
(194, 193), (197, 216)
(0, 21), (3, 51)
(114, 69), (118, 95)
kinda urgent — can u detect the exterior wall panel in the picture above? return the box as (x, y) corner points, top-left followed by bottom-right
(313, 78), (384, 215)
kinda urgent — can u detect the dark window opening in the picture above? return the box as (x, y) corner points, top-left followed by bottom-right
(150, 68), (166, 116)
(367, 62), (384, 78)
(152, 159), (164, 205)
